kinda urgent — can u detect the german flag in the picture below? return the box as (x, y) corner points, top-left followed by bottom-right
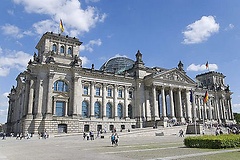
(60, 19), (64, 33)
(203, 91), (208, 103)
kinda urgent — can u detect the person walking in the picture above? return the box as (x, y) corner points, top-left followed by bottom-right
(114, 133), (119, 146)
(111, 133), (115, 146)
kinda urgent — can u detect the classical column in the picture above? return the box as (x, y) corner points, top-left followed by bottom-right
(102, 83), (107, 118)
(222, 99), (226, 120)
(65, 100), (68, 116)
(169, 87), (175, 119)
(178, 89), (185, 123)
(209, 98), (213, 121)
(124, 86), (128, 118)
(46, 73), (54, 118)
(35, 78), (43, 119)
(185, 90), (192, 122)
(27, 79), (34, 119)
(203, 102), (206, 125)
(203, 98), (207, 120)
(228, 98), (234, 120)
(90, 82), (95, 118)
(161, 87), (167, 119)
(114, 85), (118, 118)
(152, 85), (159, 120)
(53, 100), (56, 115)
(72, 76), (80, 117)
(145, 89), (151, 121)
(215, 97), (221, 123)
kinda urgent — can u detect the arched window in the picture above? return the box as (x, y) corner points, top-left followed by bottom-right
(128, 104), (133, 119)
(106, 102), (112, 118)
(118, 89), (123, 98)
(83, 86), (89, 95)
(117, 103), (123, 118)
(54, 80), (68, 92)
(60, 46), (65, 53)
(52, 44), (57, 52)
(82, 101), (88, 118)
(94, 102), (101, 118)
(67, 47), (72, 55)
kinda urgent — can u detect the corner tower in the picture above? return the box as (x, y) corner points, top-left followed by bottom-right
(35, 32), (82, 66)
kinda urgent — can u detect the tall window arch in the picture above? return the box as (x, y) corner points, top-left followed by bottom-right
(54, 80), (68, 92)
(94, 102), (101, 118)
(128, 104), (133, 119)
(52, 44), (57, 52)
(60, 46), (65, 53)
(117, 103), (123, 118)
(106, 102), (112, 118)
(82, 101), (89, 118)
(67, 47), (72, 55)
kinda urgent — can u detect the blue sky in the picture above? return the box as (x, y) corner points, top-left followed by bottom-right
(0, 0), (240, 123)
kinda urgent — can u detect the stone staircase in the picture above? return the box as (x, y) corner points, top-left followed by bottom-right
(118, 125), (188, 137)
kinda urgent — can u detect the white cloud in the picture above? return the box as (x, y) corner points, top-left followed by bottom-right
(225, 24), (234, 31)
(112, 54), (128, 58)
(1, 24), (33, 39)
(0, 92), (8, 123)
(233, 104), (240, 113)
(13, 0), (106, 37)
(182, 16), (219, 44)
(7, 10), (14, 15)
(0, 109), (8, 117)
(0, 93), (9, 108)
(80, 39), (102, 52)
(1, 24), (23, 38)
(80, 56), (90, 67)
(0, 48), (32, 77)
(32, 20), (57, 35)
(85, 0), (100, 3)
(187, 63), (218, 72)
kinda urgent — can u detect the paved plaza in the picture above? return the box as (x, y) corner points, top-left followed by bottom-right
(1, 129), (240, 160)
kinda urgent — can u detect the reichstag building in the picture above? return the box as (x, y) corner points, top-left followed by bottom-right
(6, 32), (234, 135)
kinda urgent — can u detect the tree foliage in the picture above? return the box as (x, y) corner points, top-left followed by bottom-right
(233, 113), (240, 124)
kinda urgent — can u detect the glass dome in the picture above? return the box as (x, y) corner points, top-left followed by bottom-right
(100, 56), (134, 74)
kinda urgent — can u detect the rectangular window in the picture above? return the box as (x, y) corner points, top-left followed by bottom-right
(107, 88), (112, 97)
(96, 87), (101, 96)
(129, 91), (133, 99)
(83, 86), (88, 95)
(56, 101), (65, 116)
(118, 89), (123, 98)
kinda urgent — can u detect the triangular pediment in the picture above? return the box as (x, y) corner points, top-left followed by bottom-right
(54, 92), (69, 100)
(152, 68), (196, 85)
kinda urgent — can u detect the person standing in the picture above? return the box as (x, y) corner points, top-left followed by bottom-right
(111, 133), (115, 146)
(114, 133), (119, 146)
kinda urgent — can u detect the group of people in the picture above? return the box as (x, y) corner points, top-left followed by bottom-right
(82, 129), (120, 147)
(111, 132), (119, 146)
(83, 131), (95, 140)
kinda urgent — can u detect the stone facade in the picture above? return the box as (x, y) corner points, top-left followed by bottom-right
(6, 32), (234, 135)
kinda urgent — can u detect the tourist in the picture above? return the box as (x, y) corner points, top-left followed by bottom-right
(114, 133), (119, 146)
(111, 133), (115, 146)
(2, 132), (6, 140)
(83, 132), (86, 140)
(179, 129), (184, 137)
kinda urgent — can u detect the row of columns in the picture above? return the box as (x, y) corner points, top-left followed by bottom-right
(148, 85), (234, 124)
(195, 96), (234, 122)
(150, 86), (191, 123)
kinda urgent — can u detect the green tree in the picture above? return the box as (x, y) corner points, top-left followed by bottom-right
(233, 113), (240, 124)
